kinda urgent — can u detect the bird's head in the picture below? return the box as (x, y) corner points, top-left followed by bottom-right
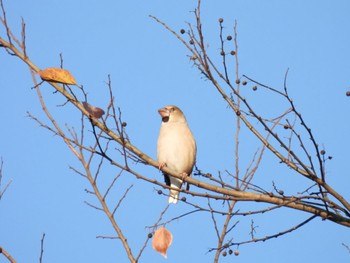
(158, 105), (186, 123)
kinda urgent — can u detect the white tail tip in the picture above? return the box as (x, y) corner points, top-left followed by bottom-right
(168, 196), (178, 204)
(168, 189), (179, 204)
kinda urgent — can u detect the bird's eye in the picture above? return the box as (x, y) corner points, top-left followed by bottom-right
(171, 107), (176, 112)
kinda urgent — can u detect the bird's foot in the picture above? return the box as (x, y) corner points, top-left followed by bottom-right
(158, 162), (166, 171)
(180, 172), (189, 181)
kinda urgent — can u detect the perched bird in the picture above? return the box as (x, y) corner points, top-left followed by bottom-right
(157, 105), (196, 204)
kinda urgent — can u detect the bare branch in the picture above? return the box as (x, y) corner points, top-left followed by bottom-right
(112, 185), (133, 216)
(0, 246), (16, 263)
(342, 243), (350, 253)
(39, 233), (45, 263)
(0, 158), (12, 200)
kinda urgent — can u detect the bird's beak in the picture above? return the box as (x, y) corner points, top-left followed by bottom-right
(158, 108), (170, 122)
(158, 108), (169, 117)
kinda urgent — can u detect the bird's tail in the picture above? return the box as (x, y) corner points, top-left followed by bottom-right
(166, 176), (182, 204)
(168, 188), (179, 204)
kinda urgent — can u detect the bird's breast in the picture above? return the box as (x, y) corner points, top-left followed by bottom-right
(157, 123), (196, 174)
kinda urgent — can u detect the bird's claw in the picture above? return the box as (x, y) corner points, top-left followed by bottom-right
(158, 162), (166, 171)
(180, 172), (189, 181)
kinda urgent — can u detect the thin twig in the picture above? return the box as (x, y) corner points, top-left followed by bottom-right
(208, 198), (220, 239)
(0, 158), (12, 200)
(112, 185), (133, 216)
(103, 170), (123, 200)
(39, 233), (45, 263)
(342, 243), (350, 253)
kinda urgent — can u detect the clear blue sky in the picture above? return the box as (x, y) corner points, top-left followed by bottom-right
(1, 0), (350, 262)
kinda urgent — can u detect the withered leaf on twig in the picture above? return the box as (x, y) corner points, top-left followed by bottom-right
(38, 67), (77, 85)
(82, 101), (105, 119)
(152, 227), (173, 258)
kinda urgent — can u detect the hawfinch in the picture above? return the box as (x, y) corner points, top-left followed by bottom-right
(157, 105), (196, 203)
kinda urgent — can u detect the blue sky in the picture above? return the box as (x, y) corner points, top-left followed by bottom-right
(1, 0), (350, 262)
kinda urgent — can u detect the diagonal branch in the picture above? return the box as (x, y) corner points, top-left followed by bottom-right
(0, 247), (16, 263)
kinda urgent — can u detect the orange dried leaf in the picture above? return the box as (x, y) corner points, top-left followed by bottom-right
(38, 67), (77, 85)
(82, 101), (105, 119)
(152, 227), (173, 258)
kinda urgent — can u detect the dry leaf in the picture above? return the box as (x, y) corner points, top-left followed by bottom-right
(152, 227), (173, 258)
(82, 101), (105, 119)
(38, 67), (77, 85)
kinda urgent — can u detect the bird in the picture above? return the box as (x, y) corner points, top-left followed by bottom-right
(157, 105), (196, 204)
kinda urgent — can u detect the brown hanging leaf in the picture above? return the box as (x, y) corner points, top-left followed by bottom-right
(152, 227), (173, 258)
(82, 101), (105, 119)
(38, 68), (77, 85)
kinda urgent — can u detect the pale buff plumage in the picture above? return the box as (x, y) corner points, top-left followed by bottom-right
(157, 105), (196, 204)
